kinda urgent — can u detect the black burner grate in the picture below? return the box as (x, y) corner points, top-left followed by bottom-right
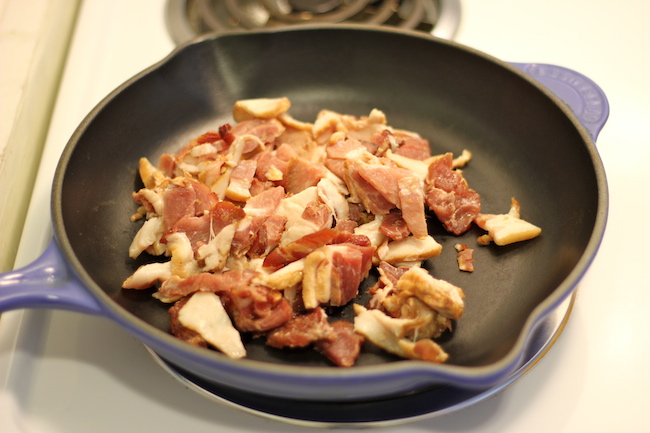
(166, 0), (461, 44)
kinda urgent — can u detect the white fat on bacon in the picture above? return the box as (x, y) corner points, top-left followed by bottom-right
(128, 216), (166, 259)
(394, 266), (464, 320)
(233, 97), (291, 123)
(384, 149), (429, 177)
(354, 217), (386, 249)
(197, 222), (237, 272)
(178, 292), (246, 359)
(254, 258), (305, 291)
(275, 186), (332, 246)
(138, 157), (167, 189)
(378, 235), (442, 264)
(122, 262), (172, 290)
(353, 305), (448, 363)
(167, 232), (200, 278)
(475, 197), (541, 246)
(209, 134), (250, 199)
(317, 177), (349, 221)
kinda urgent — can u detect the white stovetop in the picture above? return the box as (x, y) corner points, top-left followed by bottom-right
(1, 1), (649, 432)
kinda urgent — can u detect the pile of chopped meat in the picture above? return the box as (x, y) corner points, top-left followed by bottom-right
(122, 97), (541, 367)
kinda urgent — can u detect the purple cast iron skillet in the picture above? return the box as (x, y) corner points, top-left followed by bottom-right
(0, 25), (608, 402)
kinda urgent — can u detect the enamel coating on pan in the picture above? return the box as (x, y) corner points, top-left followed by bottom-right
(0, 25), (608, 401)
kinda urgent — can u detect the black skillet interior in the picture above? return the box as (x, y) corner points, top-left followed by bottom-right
(56, 27), (600, 369)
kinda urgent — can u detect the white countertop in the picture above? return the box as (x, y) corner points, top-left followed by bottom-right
(1, 1), (649, 432)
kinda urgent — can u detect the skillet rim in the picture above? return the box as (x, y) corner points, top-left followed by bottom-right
(50, 24), (608, 397)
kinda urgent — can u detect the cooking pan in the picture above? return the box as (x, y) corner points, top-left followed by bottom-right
(0, 25), (608, 402)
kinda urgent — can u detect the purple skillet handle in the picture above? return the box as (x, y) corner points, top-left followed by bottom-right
(0, 238), (105, 315)
(510, 62), (609, 141)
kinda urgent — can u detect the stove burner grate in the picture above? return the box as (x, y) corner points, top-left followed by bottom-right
(166, 0), (461, 44)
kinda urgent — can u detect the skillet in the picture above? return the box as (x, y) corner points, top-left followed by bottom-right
(0, 25), (608, 402)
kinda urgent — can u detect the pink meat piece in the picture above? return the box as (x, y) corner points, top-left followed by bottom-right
(159, 270), (256, 299)
(170, 213), (211, 251)
(393, 130), (432, 161)
(231, 118), (286, 153)
(244, 186), (285, 217)
(263, 228), (340, 269)
(254, 149), (289, 186)
(158, 153), (176, 178)
(425, 153), (481, 235)
(247, 215), (287, 258)
(379, 209), (410, 241)
(274, 143), (297, 161)
(315, 320), (364, 367)
(176, 130), (223, 162)
(266, 307), (332, 348)
(227, 285), (293, 332)
(398, 176), (428, 239)
(333, 219), (358, 233)
(301, 200), (333, 231)
(285, 157), (326, 194)
(209, 200), (246, 234)
(228, 159), (257, 194)
(355, 160), (412, 207)
(326, 137), (366, 159)
(378, 261), (410, 286)
(319, 244), (374, 307)
(231, 216), (265, 257)
(343, 161), (394, 215)
(162, 181), (198, 229)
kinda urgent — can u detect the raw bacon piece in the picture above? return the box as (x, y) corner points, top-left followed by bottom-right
(231, 118), (285, 153)
(285, 156), (326, 194)
(343, 160), (395, 215)
(247, 215), (287, 258)
(425, 153), (481, 235)
(157, 270), (255, 299)
(393, 130), (432, 161)
(263, 228), (339, 269)
(454, 243), (475, 272)
(266, 307), (332, 348)
(244, 185), (285, 218)
(169, 296), (208, 347)
(266, 308), (364, 368)
(177, 292), (247, 359)
(315, 320), (364, 368)
(397, 175), (428, 239)
(355, 159), (412, 207)
(302, 244), (373, 308)
(226, 159), (257, 202)
(227, 285), (293, 332)
(379, 209), (410, 241)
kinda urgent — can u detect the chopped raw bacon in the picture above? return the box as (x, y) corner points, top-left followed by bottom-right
(227, 285), (293, 333)
(124, 97), (541, 368)
(454, 243), (474, 272)
(425, 153), (481, 235)
(315, 320), (364, 367)
(247, 215), (287, 258)
(157, 270), (256, 299)
(231, 118), (285, 153)
(393, 130), (432, 161)
(379, 209), (410, 241)
(263, 228), (339, 269)
(266, 307), (332, 348)
(285, 156), (326, 194)
(169, 296), (208, 348)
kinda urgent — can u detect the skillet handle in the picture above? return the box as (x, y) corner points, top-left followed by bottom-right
(510, 62), (609, 141)
(0, 238), (105, 315)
